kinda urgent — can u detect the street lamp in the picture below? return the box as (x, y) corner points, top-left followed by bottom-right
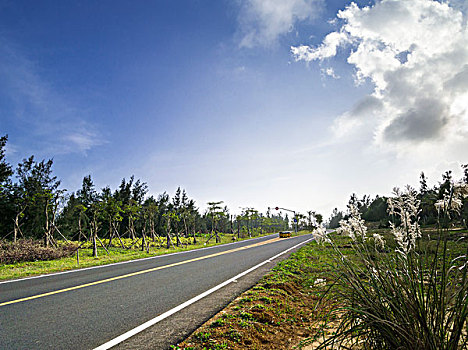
(269, 206), (298, 234)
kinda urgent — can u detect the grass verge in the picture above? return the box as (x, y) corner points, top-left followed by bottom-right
(175, 237), (345, 350)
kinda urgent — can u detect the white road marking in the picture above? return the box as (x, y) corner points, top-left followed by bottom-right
(93, 237), (313, 350)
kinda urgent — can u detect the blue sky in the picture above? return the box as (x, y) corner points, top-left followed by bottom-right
(1, 0), (468, 218)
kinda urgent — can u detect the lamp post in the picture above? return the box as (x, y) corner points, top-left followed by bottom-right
(269, 206), (298, 234)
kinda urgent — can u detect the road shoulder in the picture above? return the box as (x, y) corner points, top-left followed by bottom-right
(114, 247), (302, 350)
(175, 241), (334, 350)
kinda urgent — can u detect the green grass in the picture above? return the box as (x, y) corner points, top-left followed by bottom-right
(0, 230), (312, 281)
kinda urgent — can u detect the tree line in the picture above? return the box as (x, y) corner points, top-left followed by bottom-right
(0, 135), (295, 256)
(327, 165), (468, 229)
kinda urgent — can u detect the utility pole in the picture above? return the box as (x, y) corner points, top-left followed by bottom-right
(269, 206), (298, 234)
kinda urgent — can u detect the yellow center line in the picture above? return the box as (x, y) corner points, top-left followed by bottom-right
(0, 237), (282, 307)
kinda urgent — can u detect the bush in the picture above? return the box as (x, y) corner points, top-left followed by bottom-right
(314, 185), (468, 349)
(0, 239), (78, 264)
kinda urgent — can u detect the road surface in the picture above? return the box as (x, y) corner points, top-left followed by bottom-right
(0, 233), (312, 349)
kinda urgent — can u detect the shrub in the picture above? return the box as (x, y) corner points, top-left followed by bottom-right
(0, 239), (78, 264)
(314, 185), (468, 349)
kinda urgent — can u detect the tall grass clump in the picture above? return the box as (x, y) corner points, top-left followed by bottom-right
(315, 183), (468, 349)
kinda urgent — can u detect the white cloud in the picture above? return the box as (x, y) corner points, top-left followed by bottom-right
(292, 31), (348, 60)
(322, 67), (340, 79)
(332, 95), (382, 137)
(292, 0), (468, 155)
(4, 142), (19, 157)
(238, 0), (323, 48)
(61, 129), (106, 154)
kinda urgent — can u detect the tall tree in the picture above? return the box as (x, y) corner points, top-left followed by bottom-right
(206, 201), (225, 243)
(143, 196), (163, 246)
(163, 211), (180, 249)
(124, 199), (141, 241)
(328, 208), (344, 229)
(0, 135), (14, 238)
(439, 170), (453, 198)
(89, 201), (105, 257)
(462, 164), (468, 184)
(0, 135), (12, 185)
(76, 175), (97, 209)
(16, 156), (62, 246)
(315, 213), (323, 225)
(101, 190), (124, 248)
(171, 187), (184, 241)
(420, 171), (428, 194)
(58, 175), (97, 241)
(10, 184), (27, 242)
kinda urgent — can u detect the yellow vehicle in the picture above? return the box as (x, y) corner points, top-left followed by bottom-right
(279, 231), (292, 238)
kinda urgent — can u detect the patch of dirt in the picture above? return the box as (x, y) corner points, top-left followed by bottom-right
(176, 279), (337, 349)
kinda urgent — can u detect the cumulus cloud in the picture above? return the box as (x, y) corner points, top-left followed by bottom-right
(292, 0), (468, 151)
(292, 31), (349, 60)
(333, 95), (382, 137)
(238, 0), (323, 48)
(383, 98), (449, 142)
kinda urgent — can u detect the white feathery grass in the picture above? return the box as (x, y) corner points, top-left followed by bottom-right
(314, 180), (468, 350)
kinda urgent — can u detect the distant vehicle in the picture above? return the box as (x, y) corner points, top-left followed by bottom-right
(279, 231), (292, 238)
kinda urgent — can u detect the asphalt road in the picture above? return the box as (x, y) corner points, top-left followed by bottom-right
(0, 233), (312, 349)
